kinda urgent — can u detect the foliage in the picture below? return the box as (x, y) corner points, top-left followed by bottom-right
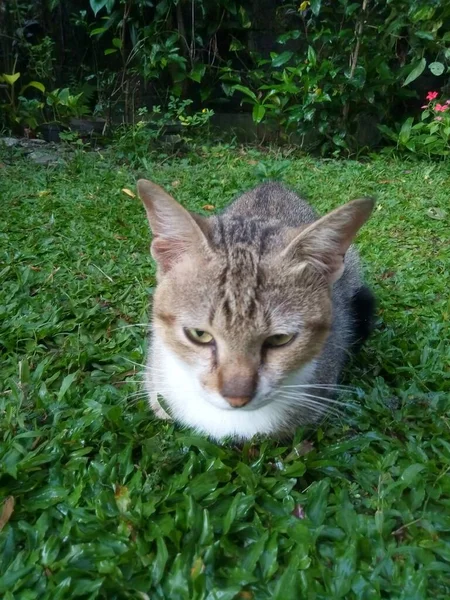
(380, 91), (450, 156)
(46, 88), (90, 123)
(0, 72), (45, 131)
(1, 0), (450, 153)
(25, 36), (56, 84)
(222, 0), (450, 154)
(113, 98), (214, 163)
(1, 148), (450, 598)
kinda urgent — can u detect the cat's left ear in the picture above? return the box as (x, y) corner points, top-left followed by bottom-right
(137, 179), (210, 274)
(281, 197), (375, 283)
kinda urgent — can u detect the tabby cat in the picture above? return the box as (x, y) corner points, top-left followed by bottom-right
(137, 179), (375, 440)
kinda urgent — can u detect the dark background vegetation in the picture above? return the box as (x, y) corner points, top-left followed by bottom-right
(1, 0), (450, 153)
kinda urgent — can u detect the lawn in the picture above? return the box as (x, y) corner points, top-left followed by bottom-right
(1, 146), (450, 600)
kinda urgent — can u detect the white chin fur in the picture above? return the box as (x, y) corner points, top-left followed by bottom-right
(145, 336), (318, 441)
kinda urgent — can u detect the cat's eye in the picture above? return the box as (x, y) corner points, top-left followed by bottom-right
(184, 328), (214, 345)
(264, 333), (295, 348)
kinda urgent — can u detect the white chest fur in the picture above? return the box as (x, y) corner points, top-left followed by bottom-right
(145, 336), (318, 440)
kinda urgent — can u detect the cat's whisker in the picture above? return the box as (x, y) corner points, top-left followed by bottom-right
(276, 390), (357, 406)
(124, 391), (148, 399)
(111, 323), (151, 331)
(120, 357), (148, 369)
(280, 384), (359, 395)
(279, 390), (350, 396)
(281, 383), (356, 390)
(277, 398), (343, 418)
(275, 397), (341, 418)
(275, 394), (351, 414)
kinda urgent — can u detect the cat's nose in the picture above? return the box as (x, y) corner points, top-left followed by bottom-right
(225, 395), (252, 408)
(220, 371), (257, 408)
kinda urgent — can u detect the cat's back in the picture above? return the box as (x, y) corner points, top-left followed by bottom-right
(223, 182), (317, 227)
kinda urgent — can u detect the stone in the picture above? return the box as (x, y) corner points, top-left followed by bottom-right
(28, 150), (63, 166)
(1, 137), (20, 147)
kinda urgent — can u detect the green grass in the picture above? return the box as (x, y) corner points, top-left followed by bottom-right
(1, 146), (450, 600)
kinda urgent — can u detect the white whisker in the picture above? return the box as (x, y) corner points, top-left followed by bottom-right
(111, 323), (151, 331)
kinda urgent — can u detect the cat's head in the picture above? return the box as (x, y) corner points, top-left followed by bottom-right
(137, 179), (373, 438)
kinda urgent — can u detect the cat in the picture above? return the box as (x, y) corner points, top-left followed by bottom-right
(137, 179), (375, 441)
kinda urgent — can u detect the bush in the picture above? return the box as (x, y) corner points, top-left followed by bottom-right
(380, 91), (450, 157)
(1, 0), (449, 154)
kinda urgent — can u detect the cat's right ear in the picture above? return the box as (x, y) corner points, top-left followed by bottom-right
(137, 179), (210, 274)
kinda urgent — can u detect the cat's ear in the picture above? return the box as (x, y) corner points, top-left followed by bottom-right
(282, 198), (374, 283)
(137, 179), (210, 273)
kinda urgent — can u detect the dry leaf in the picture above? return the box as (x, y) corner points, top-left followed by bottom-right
(171, 180), (180, 188)
(114, 235), (128, 240)
(0, 496), (15, 531)
(38, 190), (51, 197)
(202, 204), (215, 211)
(122, 188), (136, 198)
(427, 207), (447, 221)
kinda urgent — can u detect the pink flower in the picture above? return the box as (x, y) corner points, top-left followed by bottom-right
(426, 91), (438, 101)
(421, 105), (428, 109)
(435, 116), (443, 121)
(435, 104), (448, 112)
(446, 100), (450, 105)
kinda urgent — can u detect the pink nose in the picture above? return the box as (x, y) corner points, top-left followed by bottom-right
(224, 396), (252, 408)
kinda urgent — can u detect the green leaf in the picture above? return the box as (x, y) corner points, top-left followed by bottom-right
(27, 81), (46, 93)
(104, 48), (118, 55)
(232, 84), (257, 103)
(229, 38), (244, 51)
(260, 532), (279, 579)
(398, 117), (414, 145)
(332, 540), (357, 596)
(414, 31), (435, 40)
(152, 537), (168, 584)
(307, 46), (317, 66)
(187, 469), (229, 500)
(188, 64), (206, 83)
(306, 479), (329, 526)
(71, 578), (105, 597)
(90, 27), (107, 36)
(429, 62), (444, 76)
(310, 0), (321, 16)
(253, 104), (266, 123)
(112, 37), (122, 49)
(272, 51), (294, 68)
(0, 567), (35, 594)
(238, 5), (251, 29)
(223, 492), (241, 534)
(345, 65), (366, 88)
(25, 486), (68, 510)
(277, 30), (301, 44)
(272, 553), (301, 600)
(403, 58), (426, 86)
(57, 373), (77, 401)
(2, 73), (20, 85)
(400, 463), (425, 485)
(242, 531), (269, 573)
(89, 0), (109, 17)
